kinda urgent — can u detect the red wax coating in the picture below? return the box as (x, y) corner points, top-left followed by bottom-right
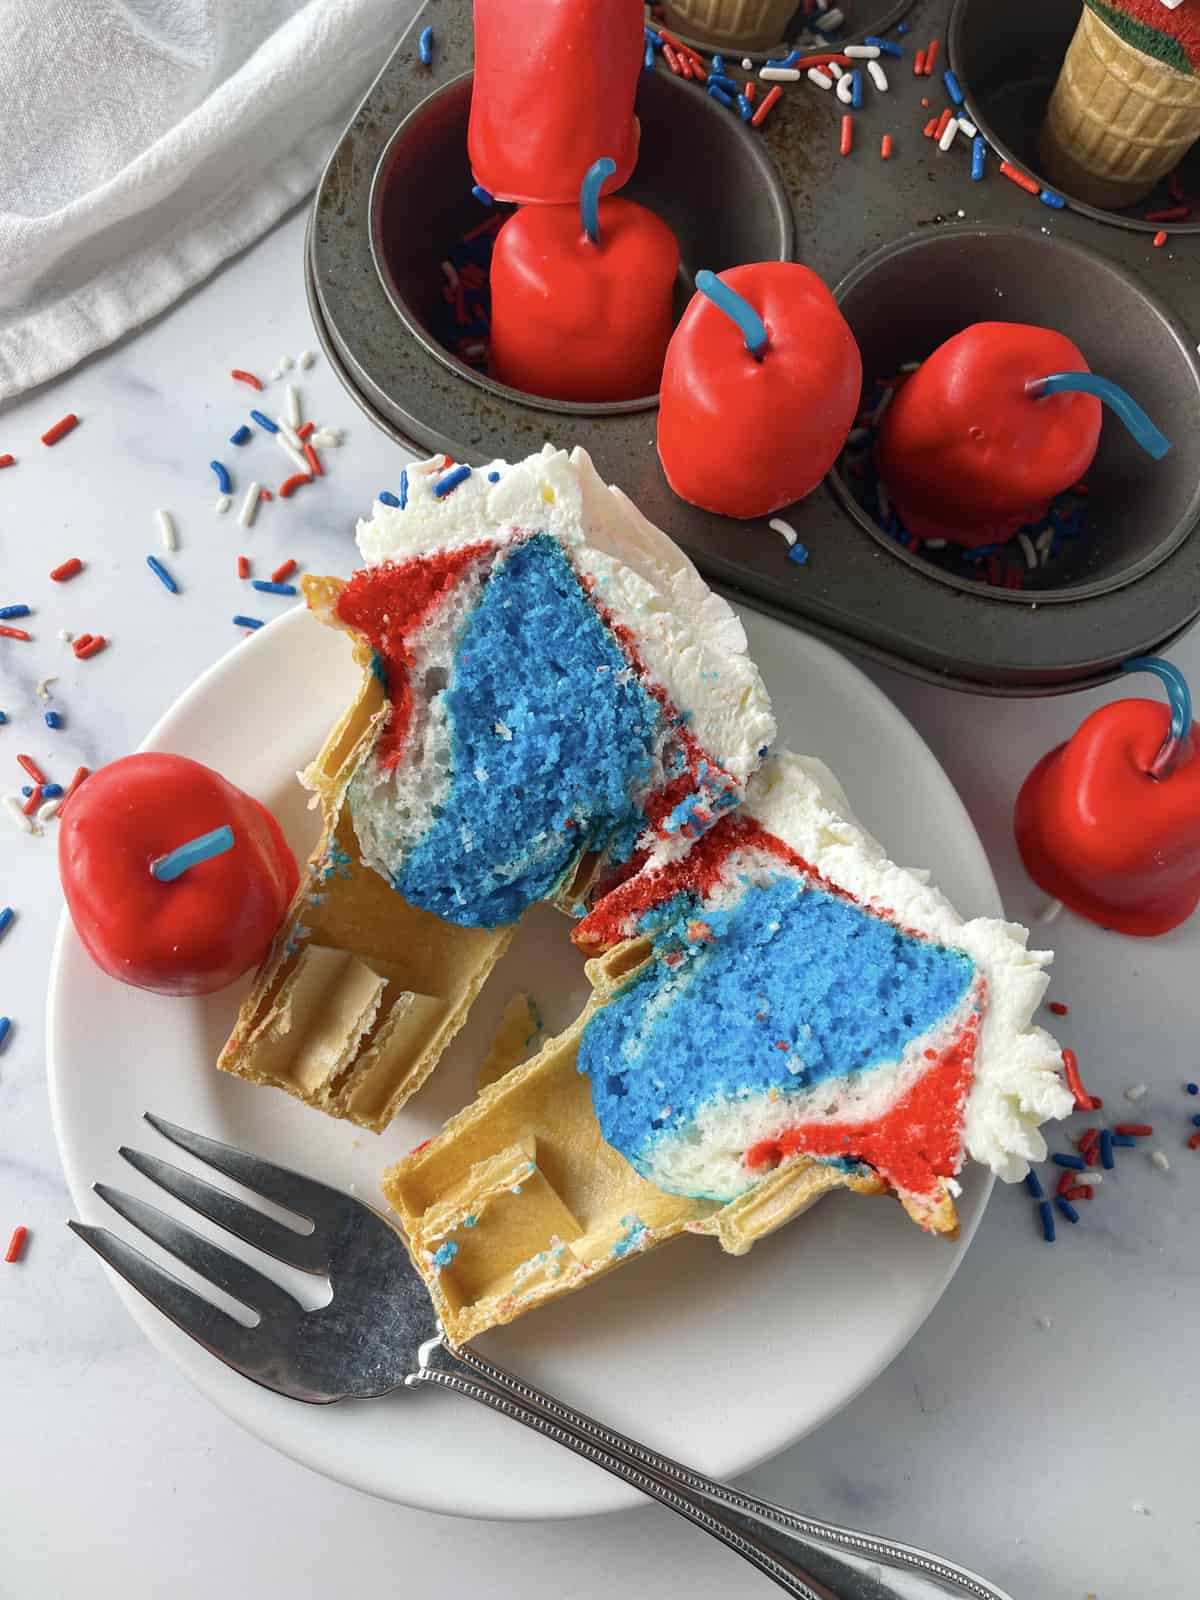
(1015, 698), (1200, 935)
(488, 198), (680, 403)
(58, 753), (298, 997)
(469, 0), (643, 205)
(657, 262), (862, 520)
(875, 323), (1102, 547)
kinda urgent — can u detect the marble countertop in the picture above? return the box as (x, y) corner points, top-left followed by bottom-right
(2, 212), (1196, 1600)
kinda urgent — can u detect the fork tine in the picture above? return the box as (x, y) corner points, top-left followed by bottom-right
(93, 1184), (299, 1323)
(143, 1113), (345, 1228)
(119, 1146), (328, 1274)
(69, 1220), (254, 1359)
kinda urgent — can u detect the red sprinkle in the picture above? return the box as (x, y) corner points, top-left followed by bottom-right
(303, 442), (324, 478)
(923, 117), (939, 138)
(41, 413), (79, 446)
(662, 40), (683, 73)
(278, 472), (312, 499)
(999, 160), (1040, 195)
(1085, 1144), (1101, 1166)
(1056, 1168), (1076, 1197)
(1062, 1047), (1102, 1112)
(63, 766), (90, 804)
(924, 39), (939, 75)
(1115, 1124), (1153, 1137)
(260, 489), (273, 502)
(751, 85), (782, 128)
(0, 625), (31, 642)
(1152, 230), (1168, 248)
(1145, 206), (1190, 222)
(1048, 1001), (1069, 1016)
(1064, 1185), (1093, 1202)
(4, 1226), (27, 1264)
(16, 754), (47, 785)
(880, 133), (893, 160)
(230, 369), (263, 390)
(297, 421), (315, 440)
(1188, 1130), (1200, 1150)
(840, 114), (853, 157)
(913, 48), (926, 74)
(22, 786), (43, 817)
(1078, 1128), (1100, 1154)
(744, 81), (756, 103)
(934, 107), (953, 141)
(0, 454), (14, 469)
(74, 636), (108, 660)
(49, 557), (83, 582)
(237, 556), (251, 580)
(271, 559), (297, 583)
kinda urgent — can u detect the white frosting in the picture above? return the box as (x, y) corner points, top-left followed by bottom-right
(355, 445), (775, 785)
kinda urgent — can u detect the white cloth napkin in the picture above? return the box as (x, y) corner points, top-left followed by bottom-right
(0, 0), (418, 401)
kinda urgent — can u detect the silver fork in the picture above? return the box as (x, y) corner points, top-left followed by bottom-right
(71, 1115), (1013, 1600)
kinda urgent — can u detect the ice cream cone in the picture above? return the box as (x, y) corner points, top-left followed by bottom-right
(660, 0), (799, 53)
(1040, 6), (1200, 208)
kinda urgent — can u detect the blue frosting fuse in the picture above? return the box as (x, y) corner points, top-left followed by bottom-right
(229, 425), (252, 446)
(971, 136), (986, 182)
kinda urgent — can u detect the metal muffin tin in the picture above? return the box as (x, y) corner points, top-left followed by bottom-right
(306, 0), (1200, 694)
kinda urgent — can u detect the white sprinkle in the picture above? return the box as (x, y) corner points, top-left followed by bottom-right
(769, 517), (798, 548)
(299, 350), (317, 370)
(156, 509), (177, 552)
(836, 70), (854, 103)
(1132, 1504), (1152, 1518)
(1082, 1172), (1101, 1185)
(899, 359), (921, 372)
(276, 432), (309, 475)
(924, 538), (947, 549)
(938, 116), (960, 152)
(36, 676), (56, 699)
(1037, 898), (1064, 924)
(239, 483), (262, 529)
(870, 385), (894, 425)
(957, 117), (978, 138)
(807, 67), (833, 89)
(1018, 532), (1038, 570)
(844, 43), (881, 58)
(418, 452), (447, 473)
(215, 494), (232, 515)
(4, 795), (32, 833)
(37, 797), (61, 824)
(815, 7), (843, 29)
(741, 57), (753, 69)
(310, 428), (342, 448)
(867, 59), (889, 92)
(1124, 1082), (1148, 1101)
(279, 354), (295, 372)
(275, 417), (302, 450)
(828, 61), (843, 78)
(59, 630), (74, 643)
(1151, 1150), (1171, 1172)
(441, 259), (460, 292)
(760, 66), (801, 81)
(286, 385), (302, 429)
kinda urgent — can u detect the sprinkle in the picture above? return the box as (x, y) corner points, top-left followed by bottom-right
(880, 133), (893, 159)
(913, 48), (925, 75)
(1100, 1129), (1115, 1169)
(808, 67), (833, 89)
(923, 117), (939, 138)
(938, 116), (959, 152)
(22, 786), (41, 816)
(303, 442), (323, 477)
(297, 422), (315, 441)
(1055, 1196), (1080, 1225)
(1062, 1047), (1101, 1111)
(37, 797), (61, 824)
(230, 425), (252, 446)
(1189, 1131), (1200, 1150)
(285, 385), (302, 428)
(377, 490), (401, 507)
(760, 66), (800, 83)
(44, 710), (62, 730)
(943, 68), (964, 104)
(1038, 897), (1063, 924)
(431, 1240), (459, 1270)
(156, 509), (178, 552)
(0, 455), (13, 469)
(787, 543), (810, 566)
(1024, 1169), (1044, 1199)
(865, 35), (903, 57)
(1150, 1151), (1170, 1172)
(49, 558), (83, 582)
(751, 85), (782, 126)
(276, 433), (309, 475)
(1153, 230), (1168, 248)
(299, 350), (317, 369)
(1115, 1124), (1152, 1137)
(1124, 1083), (1148, 1101)
(840, 114), (853, 156)
(232, 615), (264, 631)
(310, 428), (342, 448)
(215, 494), (232, 515)
(707, 85), (734, 109)
(146, 555), (178, 594)
(16, 755), (47, 784)
(249, 410), (278, 433)
(487, 470), (500, 483)
(277, 472), (312, 499)
(1052, 1152), (1085, 1170)
(1145, 205), (1190, 223)
(231, 369), (263, 390)
(238, 484), (262, 528)
(1188, 1083), (1199, 1095)
(851, 67), (863, 107)
(999, 160), (1040, 195)
(63, 766), (89, 803)
(4, 1226), (27, 1263)
(3, 797), (31, 833)
(41, 413), (79, 446)
(210, 461), (232, 494)
(418, 24), (433, 65)
(1039, 189), (1066, 209)
(434, 463), (472, 497)
(1064, 1185), (1093, 1201)
(251, 580), (298, 597)
(769, 517), (798, 547)
(736, 93), (754, 121)
(867, 60), (888, 92)
(1110, 1133), (1136, 1148)
(0, 604), (30, 620)
(815, 8), (844, 32)
(1018, 531), (1038, 569)
(0, 625), (31, 642)
(844, 44), (881, 58)
(74, 637), (107, 660)
(957, 117), (977, 138)
(924, 39), (939, 75)
(1038, 1201), (1056, 1242)
(399, 468), (409, 509)
(237, 556), (250, 579)
(837, 69), (854, 103)
(0, 907), (13, 940)
(271, 559), (297, 583)
(1048, 1001), (1069, 1016)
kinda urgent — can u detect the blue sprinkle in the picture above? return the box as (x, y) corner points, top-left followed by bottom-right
(0, 604), (31, 620)
(708, 73), (738, 92)
(486, 470), (500, 483)
(44, 710), (63, 730)
(229, 425), (252, 446)
(737, 93), (754, 121)
(0, 1017), (10, 1052)
(0, 907), (14, 940)
(712, 55), (724, 74)
(249, 410), (278, 434)
(942, 68), (964, 104)
(866, 36), (904, 56)
(708, 83), (734, 108)
(1052, 1152), (1085, 1170)
(471, 183), (494, 207)
(896, 22), (909, 32)
(20, 787), (31, 797)
(232, 615), (264, 630)
(1111, 1133), (1136, 1148)
(462, 1214), (478, 1228)
(0, 711), (6, 724)
(1024, 1169), (1044, 1199)
(431, 1238), (458, 1269)
(766, 50), (801, 67)
(434, 463), (472, 498)
(1038, 1200), (1056, 1242)
(377, 490), (401, 508)
(419, 24), (434, 65)
(400, 468), (409, 509)
(146, 555), (178, 594)
(851, 69), (863, 108)
(1191, 1113), (1200, 1126)
(1187, 1082), (1199, 1095)
(787, 543), (810, 566)
(1055, 1196), (1080, 1225)
(645, 39), (655, 69)
(1039, 189), (1066, 209)
(1100, 1129), (1115, 1169)
(41, 784), (63, 799)
(971, 135), (986, 182)
(251, 580), (298, 597)
(210, 460), (232, 494)
(644, 27), (664, 50)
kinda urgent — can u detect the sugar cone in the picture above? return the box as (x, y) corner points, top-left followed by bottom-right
(660, 0), (797, 52)
(1041, 7), (1200, 208)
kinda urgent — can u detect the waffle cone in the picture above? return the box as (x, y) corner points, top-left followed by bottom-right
(218, 579), (514, 1132)
(1041, 7), (1200, 207)
(660, 0), (796, 51)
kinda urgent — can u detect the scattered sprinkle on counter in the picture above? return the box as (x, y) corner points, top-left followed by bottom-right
(4, 1225), (27, 1263)
(233, 615), (264, 631)
(230, 425), (252, 446)
(146, 555), (178, 594)
(0, 453), (15, 469)
(251, 580), (298, 597)
(0, 906), (13, 940)
(230, 369), (263, 390)
(49, 557), (83, 582)
(419, 24), (434, 65)
(41, 413), (79, 446)
(44, 710), (63, 730)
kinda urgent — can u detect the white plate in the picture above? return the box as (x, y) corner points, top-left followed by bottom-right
(49, 601), (998, 1521)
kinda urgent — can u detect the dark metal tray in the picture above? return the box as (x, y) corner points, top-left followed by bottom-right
(305, 0), (1200, 694)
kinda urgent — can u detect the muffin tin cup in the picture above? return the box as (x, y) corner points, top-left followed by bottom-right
(829, 227), (1200, 604)
(949, 0), (1200, 232)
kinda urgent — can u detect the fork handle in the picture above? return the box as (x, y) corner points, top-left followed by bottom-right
(410, 1339), (1010, 1600)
